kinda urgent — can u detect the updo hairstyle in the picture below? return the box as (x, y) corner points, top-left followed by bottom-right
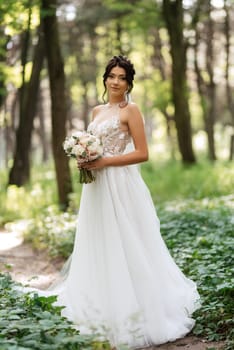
(102, 55), (135, 102)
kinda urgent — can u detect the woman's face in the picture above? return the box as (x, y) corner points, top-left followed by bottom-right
(105, 66), (128, 99)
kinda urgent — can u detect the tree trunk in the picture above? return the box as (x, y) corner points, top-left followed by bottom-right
(72, 24), (98, 126)
(151, 27), (176, 160)
(0, 26), (8, 109)
(162, 0), (196, 163)
(151, 27), (166, 80)
(82, 83), (90, 130)
(37, 88), (49, 162)
(18, 0), (33, 132)
(205, 2), (216, 160)
(116, 21), (122, 53)
(224, 0), (234, 160)
(41, 0), (72, 209)
(9, 23), (45, 185)
(193, 2), (216, 160)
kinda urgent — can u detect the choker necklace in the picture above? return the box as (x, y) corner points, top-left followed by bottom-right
(107, 100), (128, 108)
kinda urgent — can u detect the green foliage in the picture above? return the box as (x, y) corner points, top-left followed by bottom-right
(14, 195), (234, 349)
(23, 206), (76, 258)
(159, 198), (234, 348)
(141, 159), (234, 203)
(1, 160), (233, 347)
(0, 273), (96, 349)
(1, 160), (233, 226)
(0, 163), (82, 226)
(0, 0), (40, 34)
(103, 0), (162, 32)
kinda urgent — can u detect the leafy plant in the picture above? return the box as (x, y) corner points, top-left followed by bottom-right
(22, 205), (76, 258)
(159, 198), (234, 348)
(0, 273), (98, 350)
(20, 195), (234, 349)
(1, 161), (233, 348)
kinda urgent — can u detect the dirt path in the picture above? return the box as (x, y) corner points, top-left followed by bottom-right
(0, 228), (64, 289)
(0, 229), (225, 350)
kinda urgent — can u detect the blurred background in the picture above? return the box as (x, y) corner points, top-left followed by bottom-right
(0, 0), (233, 212)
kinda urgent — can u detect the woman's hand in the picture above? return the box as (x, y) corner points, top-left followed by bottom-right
(77, 157), (108, 171)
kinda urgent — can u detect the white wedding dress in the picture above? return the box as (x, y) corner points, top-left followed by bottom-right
(45, 104), (200, 348)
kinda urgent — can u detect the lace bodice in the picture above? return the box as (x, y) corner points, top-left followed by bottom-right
(87, 104), (131, 156)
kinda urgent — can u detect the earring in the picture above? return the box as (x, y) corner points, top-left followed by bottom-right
(124, 90), (129, 102)
(125, 89), (132, 103)
(119, 89), (130, 108)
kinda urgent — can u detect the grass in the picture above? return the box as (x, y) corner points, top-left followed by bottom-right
(141, 159), (234, 203)
(0, 159), (233, 225)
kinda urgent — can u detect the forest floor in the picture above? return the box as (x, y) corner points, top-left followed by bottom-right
(0, 228), (225, 350)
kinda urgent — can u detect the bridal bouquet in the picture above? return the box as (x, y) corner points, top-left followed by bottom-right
(63, 131), (103, 183)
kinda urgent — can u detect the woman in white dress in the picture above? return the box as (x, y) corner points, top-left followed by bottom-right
(52, 55), (200, 348)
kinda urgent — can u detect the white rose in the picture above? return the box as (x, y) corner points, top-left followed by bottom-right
(71, 144), (86, 157)
(88, 135), (97, 143)
(72, 131), (84, 139)
(79, 135), (91, 145)
(87, 141), (99, 153)
(96, 145), (103, 155)
(63, 138), (76, 151)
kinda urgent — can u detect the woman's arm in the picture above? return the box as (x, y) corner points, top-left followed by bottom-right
(81, 103), (148, 170)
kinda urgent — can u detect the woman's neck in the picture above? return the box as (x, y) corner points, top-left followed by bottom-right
(107, 99), (128, 109)
(108, 98), (125, 105)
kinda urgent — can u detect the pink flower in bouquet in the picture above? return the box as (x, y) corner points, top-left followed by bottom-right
(63, 131), (103, 183)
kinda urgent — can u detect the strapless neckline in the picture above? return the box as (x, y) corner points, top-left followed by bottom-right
(87, 107), (131, 157)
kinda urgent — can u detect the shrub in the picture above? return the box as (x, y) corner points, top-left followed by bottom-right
(22, 206), (76, 258)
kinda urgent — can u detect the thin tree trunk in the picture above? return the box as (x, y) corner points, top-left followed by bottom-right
(151, 28), (166, 80)
(151, 27), (176, 159)
(116, 21), (122, 53)
(82, 83), (89, 130)
(7, 92), (18, 165)
(194, 27), (210, 155)
(19, 0), (32, 126)
(37, 88), (49, 162)
(224, 0), (234, 160)
(205, 2), (216, 160)
(72, 25), (98, 125)
(90, 34), (99, 105)
(42, 0), (72, 209)
(9, 23), (45, 185)
(0, 26), (7, 109)
(162, 0), (196, 163)
(193, 1), (217, 160)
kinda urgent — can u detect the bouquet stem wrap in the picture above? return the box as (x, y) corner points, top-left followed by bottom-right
(79, 168), (95, 184)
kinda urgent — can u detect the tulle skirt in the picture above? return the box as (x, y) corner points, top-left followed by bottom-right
(51, 164), (200, 348)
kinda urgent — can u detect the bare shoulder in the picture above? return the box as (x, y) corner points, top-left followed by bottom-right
(92, 104), (104, 120)
(121, 102), (142, 123)
(126, 102), (140, 111)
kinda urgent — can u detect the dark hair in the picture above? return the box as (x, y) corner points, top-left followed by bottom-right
(102, 55), (135, 102)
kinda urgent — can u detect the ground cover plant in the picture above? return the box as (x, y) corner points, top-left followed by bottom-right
(0, 160), (233, 349)
(0, 273), (98, 350)
(7, 196), (234, 349)
(158, 197), (234, 349)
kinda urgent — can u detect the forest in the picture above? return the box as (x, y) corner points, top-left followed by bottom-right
(0, 0), (233, 206)
(0, 1), (233, 350)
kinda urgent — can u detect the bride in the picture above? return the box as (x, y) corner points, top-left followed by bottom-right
(46, 55), (200, 348)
